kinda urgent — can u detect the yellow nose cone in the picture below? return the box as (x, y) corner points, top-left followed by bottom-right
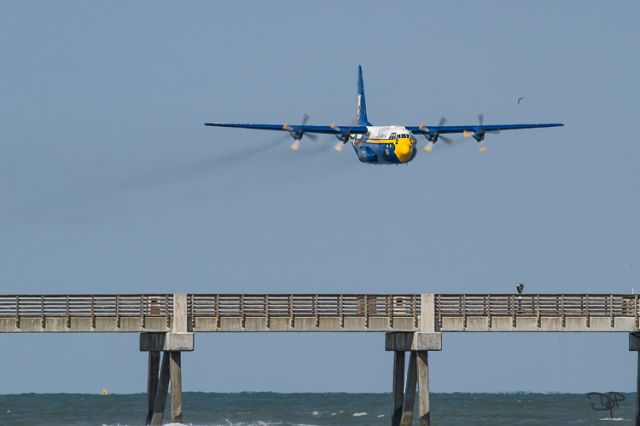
(397, 142), (410, 155)
(395, 139), (413, 163)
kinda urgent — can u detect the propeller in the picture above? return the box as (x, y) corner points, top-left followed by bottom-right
(331, 123), (352, 152)
(419, 117), (455, 152)
(462, 113), (499, 152)
(284, 114), (318, 151)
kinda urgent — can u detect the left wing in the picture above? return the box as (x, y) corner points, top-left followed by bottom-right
(204, 122), (369, 135)
(407, 122), (563, 135)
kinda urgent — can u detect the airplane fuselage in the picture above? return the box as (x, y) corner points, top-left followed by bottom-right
(351, 126), (417, 165)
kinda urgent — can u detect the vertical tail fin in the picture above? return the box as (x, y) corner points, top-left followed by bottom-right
(355, 65), (371, 126)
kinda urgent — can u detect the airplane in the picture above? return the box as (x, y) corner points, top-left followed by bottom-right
(205, 66), (563, 165)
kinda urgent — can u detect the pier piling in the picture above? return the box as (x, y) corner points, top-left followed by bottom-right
(150, 352), (171, 425)
(387, 332), (441, 426)
(140, 294), (193, 425)
(401, 351), (418, 426)
(416, 351), (430, 425)
(146, 351), (160, 425)
(170, 351), (183, 423)
(392, 351), (405, 425)
(630, 332), (640, 426)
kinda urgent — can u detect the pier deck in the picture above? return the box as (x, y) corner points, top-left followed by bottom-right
(1, 293), (637, 333)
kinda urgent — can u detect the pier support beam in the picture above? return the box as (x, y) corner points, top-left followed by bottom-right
(150, 351), (171, 426)
(141, 334), (193, 425)
(170, 351), (183, 423)
(630, 332), (640, 426)
(416, 351), (430, 426)
(146, 351), (160, 425)
(392, 351), (405, 426)
(386, 332), (442, 426)
(140, 294), (193, 425)
(401, 351), (418, 426)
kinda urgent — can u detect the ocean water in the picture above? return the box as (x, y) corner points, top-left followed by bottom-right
(0, 392), (635, 426)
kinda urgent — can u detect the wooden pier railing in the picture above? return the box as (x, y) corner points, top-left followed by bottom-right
(0, 293), (637, 332)
(435, 294), (640, 331)
(188, 294), (420, 318)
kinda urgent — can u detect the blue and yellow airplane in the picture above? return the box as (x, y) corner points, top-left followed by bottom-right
(205, 66), (563, 165)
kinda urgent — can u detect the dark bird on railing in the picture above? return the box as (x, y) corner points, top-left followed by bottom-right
(516, 283), (525, 294)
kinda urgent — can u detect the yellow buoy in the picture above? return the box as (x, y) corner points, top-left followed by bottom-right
(101, 388), (108, 396)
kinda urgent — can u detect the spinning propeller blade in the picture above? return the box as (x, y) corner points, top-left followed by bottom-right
(330, 123), (351, 152)
(288, 113), (318, 150)
(421, 117), (460, 151)
(466, 113), (498, 151)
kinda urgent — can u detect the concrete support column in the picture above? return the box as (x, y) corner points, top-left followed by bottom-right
(172, 294), (188, 333)
(401, 352), (418, 426)
(141, 294), (193, 425)
(150, 352), (171, 425)
(386, 332), (441, 426)
(170, 351), (183, 423)
(419, 294), (436, 332)
(630, 332), (640, 426)
(416, 351), (430, 426)
(141, 333), (193, 425)
(392, 351), (405, 426)
(146, 351), (160, 425)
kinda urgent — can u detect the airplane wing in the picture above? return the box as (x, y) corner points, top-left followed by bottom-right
(204, 122), (369, 135)
(407, 122), (563, 135)
(205, 121), (563, 137)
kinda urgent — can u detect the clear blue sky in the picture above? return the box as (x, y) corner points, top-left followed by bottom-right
(1, 1), (639, 394)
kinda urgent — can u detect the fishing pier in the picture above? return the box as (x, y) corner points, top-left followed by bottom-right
(2, 293), (640, 425)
